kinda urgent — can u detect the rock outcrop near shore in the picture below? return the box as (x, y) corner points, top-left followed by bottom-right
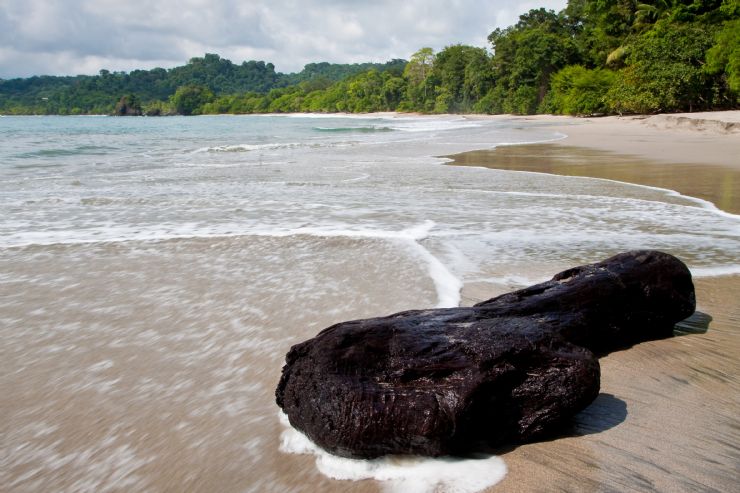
(276, 250), (696, 458)
(113, 95), (142, 116)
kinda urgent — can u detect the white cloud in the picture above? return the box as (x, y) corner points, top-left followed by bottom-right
(0, 0), (568, 78)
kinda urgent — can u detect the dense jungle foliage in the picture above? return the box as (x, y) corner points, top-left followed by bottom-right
(1, 0), (738, 116)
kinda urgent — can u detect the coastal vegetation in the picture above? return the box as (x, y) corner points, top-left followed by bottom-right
(1, 0), (737, 116)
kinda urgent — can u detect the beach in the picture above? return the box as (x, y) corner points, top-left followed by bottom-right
(453, 112), (740, 214)
(452, 112), (740, 492)
(0, 113), (738, 493)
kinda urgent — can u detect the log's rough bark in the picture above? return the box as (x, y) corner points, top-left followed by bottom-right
(276, 250), (696, 459)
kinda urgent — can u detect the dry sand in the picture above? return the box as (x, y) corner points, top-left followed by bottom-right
(452, 112), (740, 492)
(512, 112), (740, 168)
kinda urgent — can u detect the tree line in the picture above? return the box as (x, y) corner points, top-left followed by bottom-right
(0, 55), (406, 115)
(1, 0), (738, 116)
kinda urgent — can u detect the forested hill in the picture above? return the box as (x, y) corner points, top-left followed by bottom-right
(1, 0), (738, 116)
(0, 55), (407, 115)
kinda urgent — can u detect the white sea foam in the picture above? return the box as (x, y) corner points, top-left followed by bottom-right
(403, 239), (462, 308)
(388, 120), (482, 133)
(313, 125), (394, 133)
(471, 273), (548, 289)
(284, 112), (407, 120)
(341, 172), (370, 183)
(278, 413), (507, 493)
(593, 177), (740, 220)
(401, 220), (436, 241)
(503, 165), (740, 221)
(275, 221), (463, 307)
(284, 112), (390, 119)
(284, 112), (483, 133)
(691, 264), (740, 277)
(4, 113), (739, 294)
(0, 219), (463, 306)
(489, 132), (569, 147)
(284, 220), (462, 307)
(192, 142), (302, 153)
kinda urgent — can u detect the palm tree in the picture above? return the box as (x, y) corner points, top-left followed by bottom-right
(634, 0), (674, 30)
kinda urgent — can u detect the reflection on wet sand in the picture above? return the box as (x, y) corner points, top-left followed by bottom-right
(449, 144), (740, 214)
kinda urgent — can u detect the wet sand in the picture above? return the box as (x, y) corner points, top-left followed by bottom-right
(475, 275), (740, 492)
(451, 144), (740, 214)
(453, 113), (740, 492)
(0, 236), (439, 493)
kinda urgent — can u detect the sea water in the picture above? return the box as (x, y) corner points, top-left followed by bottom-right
(1, 114), (738, 492)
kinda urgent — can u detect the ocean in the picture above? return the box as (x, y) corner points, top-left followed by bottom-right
(1, 114), (739, 492)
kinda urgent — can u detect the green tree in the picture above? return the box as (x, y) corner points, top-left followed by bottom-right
(170, 84), (215, 115)
(488, 9), (579, 113)
(382, 76), (407, 109)
(634, 0), (674, 30)
(404, 48), (434, 85)
(544, 65), (617, 114)
(142, 100), (176, 116)
(565, 0), (637, 67)
(403, 47), (435, 108)
(606, 22), (718, 113)
(705, 18), (740, 93)
(429, 45), (493, 112)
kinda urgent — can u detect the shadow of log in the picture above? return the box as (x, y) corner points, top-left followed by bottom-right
(674, 310), (711, 336)
(443, 393), (629, 458)
(566, 393), (629, 436)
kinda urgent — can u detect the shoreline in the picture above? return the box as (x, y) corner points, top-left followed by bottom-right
(449, 112), (740, 492)
(449, 112), (740, 215)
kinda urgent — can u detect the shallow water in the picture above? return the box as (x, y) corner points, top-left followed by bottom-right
(1, 114), (739, 492)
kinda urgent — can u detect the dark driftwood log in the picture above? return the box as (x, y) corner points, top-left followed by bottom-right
(276, 250), (695, 459)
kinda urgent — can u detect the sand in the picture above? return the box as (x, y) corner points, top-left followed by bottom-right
(2, 112), (737, 493)
(452, 112), (740, 492)
(510, 112), (740, 168)
(456, 112), (740, 214)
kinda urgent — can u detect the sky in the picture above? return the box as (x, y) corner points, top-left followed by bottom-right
(0, 0), (568, 79)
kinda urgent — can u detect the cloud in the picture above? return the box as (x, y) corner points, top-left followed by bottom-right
(0, 0), (567, 78)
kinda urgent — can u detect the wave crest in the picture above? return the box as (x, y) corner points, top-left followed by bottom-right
(192, 142), (302, 153)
